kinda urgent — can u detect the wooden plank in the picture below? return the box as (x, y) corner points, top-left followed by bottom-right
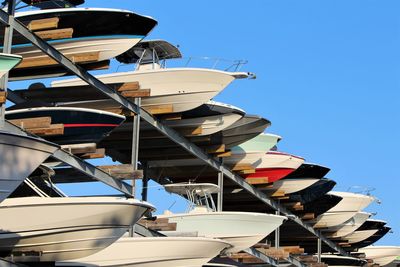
(17, 51), (100, 69)
(8, 116), (51, 129)
(237, 169), (256, 175)
(35, 28), (73, 40)
(61, 143), (97, 155)
(215, 151), (232, 158)
(121, 89), (151, 98)
(116, 82), (140, 91)
(80, 148), (106, 159)
(0, 91), (6, 104)
(28, 17), (59, 31)
(98, 164), (143, 179)
(29, 123), (64, 136)
(205, 144), (225, 154)
(302, 213), (315, 220)
(143, 104), (173, 114)
(270, 190), (286, 197)
(245, 177), (270, 184)
(232, 163), (255, 171)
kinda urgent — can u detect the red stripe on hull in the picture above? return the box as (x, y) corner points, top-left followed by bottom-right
(243, 168), (296, 183)
(63, 123), (119, 128)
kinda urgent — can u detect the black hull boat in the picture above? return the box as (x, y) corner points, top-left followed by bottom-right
(6, 107), (125, 145)
(4, 8), (157, 79)
(286, 178), (337, 204)
(284, 163), (330, 179)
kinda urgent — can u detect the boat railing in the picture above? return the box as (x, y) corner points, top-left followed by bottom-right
(178, 56), (249, 72)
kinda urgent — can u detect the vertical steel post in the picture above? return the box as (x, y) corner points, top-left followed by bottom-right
(130, 97), (141, 197)
(141, 163), (148, 201)
(0, 0), (15, 128)
(275, 201), (280, 249)
(217, 171), (223, 211)
(317, 238), (322, 263)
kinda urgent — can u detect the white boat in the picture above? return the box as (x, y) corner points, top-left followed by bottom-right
(253, 151), (305, 170)
(312, 191), (376, 228)
(148, 112), (243, 136)
(12, 8), (157, 65)
(0, 131), (58, 203)
(265, 178), (320, 195)
(51, 40), (250, 113)
(158, 183), (286, 253)
(359, 246), (400, 266)
(325, 212), (371, 238)
(57, 235), (231, 267)
(0, 197), (154, 262)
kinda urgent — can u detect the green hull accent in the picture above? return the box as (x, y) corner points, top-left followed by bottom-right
(230, 133), (281, 154)
(0, 53), (22, 78)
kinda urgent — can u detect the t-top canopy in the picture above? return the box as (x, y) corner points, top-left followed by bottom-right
(116, 39), (182, 64)
(21, 0), (84, 8)
(164, 183), (220, 196)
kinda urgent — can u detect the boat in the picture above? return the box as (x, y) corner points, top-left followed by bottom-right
(57, 235), (231, 267)
(213, 114), (271, 148)
(359, 246), (400, 266)
(7, 8), (157, 71)
(320, 254), (366, 266)
(283, 163), (330, 179)
(0, 53), (22, 78)
(242, 151), (305, 184)
(264, 178), (321, 195)
(342, 219), (386, 244)
(0, 197), (154, 262)
(6, 106), (126, 145)
(312, 192), (376, 228)
(286, 178), (337, 204)
(0, 131), (58, 203)
(349, 226), (392, 251)
(296, 192), (342, 217)
(324, 212), (371, 238)
(158, 183), (286, 253)
(51, 40), (250, 113)
(21, 0), (84, 9)
(146, 133), (281, 168)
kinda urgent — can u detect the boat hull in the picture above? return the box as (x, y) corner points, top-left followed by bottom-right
(159, 212), (286, 253)
(0, 132), (58, 203)
(343, 229), (379, 243)
(313, 211), (360, 228)
(359, 246), (400, 266)
(13, 36), (143, 64)
(57, 236), (231, 267)
(327, 192), (375, 213)
(52, 68), (238, 113)
(325, 212), (371, 238)
(0, 197), (153, 261)
(267, 178), (320, 195)
(6, 107), (125, 145)
(0, 53), (22, 78)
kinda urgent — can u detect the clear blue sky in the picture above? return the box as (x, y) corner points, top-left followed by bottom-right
(15, 0), (400, 246)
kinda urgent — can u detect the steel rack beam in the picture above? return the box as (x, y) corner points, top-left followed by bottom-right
(0, 9), (348, 256)
(243, 248), (280, 266)
(4, 121), (134, 196)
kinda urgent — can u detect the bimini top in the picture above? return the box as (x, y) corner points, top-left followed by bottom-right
(117, 39), (182, 64)
(164, 183), (220, 196)
(21, 0), (84, 9)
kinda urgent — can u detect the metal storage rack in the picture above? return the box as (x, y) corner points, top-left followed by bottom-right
(0, 1), (359, 266)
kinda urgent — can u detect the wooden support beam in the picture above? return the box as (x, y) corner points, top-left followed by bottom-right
(237, 169), (256, 175)
(245, 177), (270, 184)
(98, 164), (143, 179)
(8, 116), (51, 129)
(231, 163), (255, 171)
(35, 28), (73, 40)
(29, 123), (64, 136)
(143, 104), (173, 114)
(121, 89), (151, 98)
(28, 17), (59, 31)
(0, 91), (6, 104)
(17, 51), (100, 69)
(301, 213), (315, 220)
(138, 218), (177, 231)
(215, 151), (232, 158)
(270, 190), (286, 197)
(205, 144), (225, 154)
(61, 143), (97, 155)
(80, 148), (106, 159)
(115, 82), (140, 91)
